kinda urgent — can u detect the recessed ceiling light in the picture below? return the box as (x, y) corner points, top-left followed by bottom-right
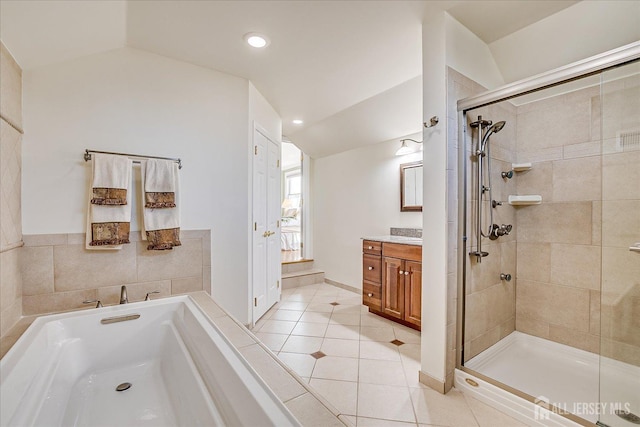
(244, 33), (269, 48)
(292, 119), (303, 125)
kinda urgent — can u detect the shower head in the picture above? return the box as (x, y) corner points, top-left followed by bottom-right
(480, 121), (506, 152)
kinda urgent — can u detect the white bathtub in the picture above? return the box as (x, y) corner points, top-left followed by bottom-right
(0, 295), (301, 427)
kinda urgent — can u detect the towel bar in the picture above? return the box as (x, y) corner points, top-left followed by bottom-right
(84, 149), (182, 169)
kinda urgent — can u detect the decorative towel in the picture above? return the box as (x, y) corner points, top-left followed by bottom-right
(144, 159), (176, 208)
(141, 160), (181, 250)
(86, 156), (133, 249)
(90, 154), (131, 205)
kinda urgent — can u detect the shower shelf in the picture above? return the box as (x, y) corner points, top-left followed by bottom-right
(512, 163), (532, 172)
(508, 195), (542, 205)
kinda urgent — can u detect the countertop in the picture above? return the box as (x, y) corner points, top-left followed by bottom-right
(362, 235), (422, 246)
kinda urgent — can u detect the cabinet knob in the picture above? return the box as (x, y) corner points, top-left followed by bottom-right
(368, 246), (373, 250)
(399, 270), (404, 274)
(405, 271), (409, 275)
(367, 293), (373, 297)
(368, 266), (373, 270)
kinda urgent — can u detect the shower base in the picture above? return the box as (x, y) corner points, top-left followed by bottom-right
(462, 331), (639, 426)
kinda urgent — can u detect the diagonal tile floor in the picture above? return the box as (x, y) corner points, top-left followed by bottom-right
(252, 282), (528, 427)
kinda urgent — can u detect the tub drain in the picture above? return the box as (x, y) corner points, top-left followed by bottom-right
(116, 382), (132, 392)
(616, 410), (640, 424)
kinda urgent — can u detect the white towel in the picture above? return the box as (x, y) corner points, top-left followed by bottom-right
(144, 159), (177, 208)
(90, 153), (131, 205)
(141, 160), (181, 250)
(86, 156), (133, 249)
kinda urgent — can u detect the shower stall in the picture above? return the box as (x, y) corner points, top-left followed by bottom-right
(455, 43), (640, 427)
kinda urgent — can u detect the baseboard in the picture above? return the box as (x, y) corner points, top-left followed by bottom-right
(324, 278), (360, 294)
(419, 370), (447, 394)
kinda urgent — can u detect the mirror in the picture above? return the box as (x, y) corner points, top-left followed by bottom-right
(400, 161), (423, 212)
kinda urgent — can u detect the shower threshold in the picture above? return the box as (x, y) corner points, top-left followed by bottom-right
(464, 331), (639, 425)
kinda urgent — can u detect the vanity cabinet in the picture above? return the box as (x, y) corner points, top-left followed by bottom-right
(362, 240), (421, 330)
(362, 240), (382, 310)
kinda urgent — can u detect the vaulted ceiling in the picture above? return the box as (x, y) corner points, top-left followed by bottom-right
(3, 0), (635, 158)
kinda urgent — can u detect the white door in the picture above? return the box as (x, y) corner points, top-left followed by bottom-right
(252, 128), (281, 322)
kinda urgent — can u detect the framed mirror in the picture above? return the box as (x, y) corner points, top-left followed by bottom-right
(400, 161), (423, 212)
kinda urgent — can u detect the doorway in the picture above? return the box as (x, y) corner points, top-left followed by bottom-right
(281, 141), (305, 263)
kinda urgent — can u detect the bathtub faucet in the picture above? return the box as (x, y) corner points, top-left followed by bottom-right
(120, 285), (128, 304)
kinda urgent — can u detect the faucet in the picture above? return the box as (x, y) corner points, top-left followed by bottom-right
(489, 224), (513, 240)
(120, 285), (128, 304)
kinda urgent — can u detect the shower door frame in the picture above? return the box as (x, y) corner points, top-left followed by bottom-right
(455, 41), (640, 427)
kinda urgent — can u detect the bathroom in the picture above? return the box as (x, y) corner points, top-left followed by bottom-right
(2, 1), (640, 426)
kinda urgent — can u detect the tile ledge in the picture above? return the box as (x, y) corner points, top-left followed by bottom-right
(0, 241), (24, 253)
(188, 291), (348, 424)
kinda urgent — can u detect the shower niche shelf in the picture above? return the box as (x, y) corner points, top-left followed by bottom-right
(512, 162), (532, 172)
(508, 195), (542, 205)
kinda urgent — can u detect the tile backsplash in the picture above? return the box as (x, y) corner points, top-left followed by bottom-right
(390, 227), (422, 238)
(21, 230), (211, 315)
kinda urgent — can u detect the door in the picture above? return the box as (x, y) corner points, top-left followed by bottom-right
(404, 260), (422, 327)
(598, 60), (640, 427)
(382, 257), (403, 320)
(252, 128), (281, 322)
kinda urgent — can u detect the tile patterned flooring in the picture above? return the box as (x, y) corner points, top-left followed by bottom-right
(252, 282), (528, 427)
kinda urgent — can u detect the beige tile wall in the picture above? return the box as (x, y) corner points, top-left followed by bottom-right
(0, 42), (23, 338)
(447, 68), (518, 377)
(449, 69), (518, 365)
(21, 230), (211, 315)
(513, 84), (602, 355)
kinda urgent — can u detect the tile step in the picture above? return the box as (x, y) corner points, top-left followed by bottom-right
(281, 269), (325, 289)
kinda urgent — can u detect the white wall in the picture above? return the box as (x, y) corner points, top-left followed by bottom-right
(22, 47), (254, 322)
(489, 0), (640, 83)
(445, 14), (504, 90)
(313, 134), (422, 289)
(420, 10), (449, 388)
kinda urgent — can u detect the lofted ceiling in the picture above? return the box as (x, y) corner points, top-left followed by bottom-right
(0, 0), (617, 158)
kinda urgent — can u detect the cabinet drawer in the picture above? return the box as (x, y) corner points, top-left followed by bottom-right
(362, 282), (381, 309)
(363, 240), (382, 255)
(363, 254), (381, 283)
(382, 242), (421, 262)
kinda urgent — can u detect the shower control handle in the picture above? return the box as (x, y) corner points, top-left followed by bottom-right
(630, 243), (640, 252)
(500, 273), (512, 282)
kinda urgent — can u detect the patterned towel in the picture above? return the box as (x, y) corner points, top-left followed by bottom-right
(86, 155), (132, 249)
(90, 153), (131, 205)
(141, 160), (181, 250)
(144, 159), (176, 208)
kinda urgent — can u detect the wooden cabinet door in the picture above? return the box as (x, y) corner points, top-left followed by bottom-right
(382, 257), (403, 320)
(403, 260), (421, 328)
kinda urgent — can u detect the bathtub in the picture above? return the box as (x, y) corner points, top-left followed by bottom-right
(0, 295), (301, 427)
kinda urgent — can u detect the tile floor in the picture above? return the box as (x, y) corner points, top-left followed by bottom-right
(252, 282), (528, 427)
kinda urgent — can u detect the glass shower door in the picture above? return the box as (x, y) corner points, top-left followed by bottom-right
(598, 60), (640, 427)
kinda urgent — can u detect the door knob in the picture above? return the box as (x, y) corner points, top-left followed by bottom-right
(404, 271), (409, 275)
(368, 266), (374, 270)
(399, 270), (404, 274)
